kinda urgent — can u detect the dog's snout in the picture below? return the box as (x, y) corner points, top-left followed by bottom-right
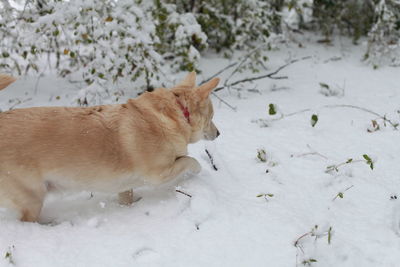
(216, 130), (220, 138)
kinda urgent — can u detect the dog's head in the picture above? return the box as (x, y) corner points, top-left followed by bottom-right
(172, 72), (220, 143)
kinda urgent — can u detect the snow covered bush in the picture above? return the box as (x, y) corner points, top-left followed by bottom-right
(1, 0), (281, 90)
(282, 0), (314, 31)
(187, 0), (280, 52)
(311, 0), (376, 42)
(365, 0), (400, 67)
(2, 0), (399, 93)
(33, 0), (163, 88)
(283, 0), (376, 43)
(0, 2), (34, 75)
(1, 0), (164, 90)
(281, 0), (400, 67)
(151, 0), (208, 72)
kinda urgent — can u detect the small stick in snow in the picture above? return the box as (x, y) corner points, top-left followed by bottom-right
(293, 144), (329, 160)
(176, 189), (192, 198)
(294, 232), (310, 248)
(205, 149), (218, 171)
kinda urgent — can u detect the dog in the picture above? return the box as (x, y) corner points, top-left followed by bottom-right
(0, 72), (220, 222)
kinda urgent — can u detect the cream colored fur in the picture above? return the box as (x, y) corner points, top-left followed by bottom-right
(0, 74), (16, 90)
(0, 72), (220, 222)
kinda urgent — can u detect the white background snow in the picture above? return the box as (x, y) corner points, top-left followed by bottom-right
(1, 36), (400, 267)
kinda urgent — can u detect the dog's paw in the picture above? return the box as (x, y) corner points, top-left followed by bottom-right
(186, 156), (201, 174)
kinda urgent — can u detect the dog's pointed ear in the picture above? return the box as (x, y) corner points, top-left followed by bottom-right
(196, 77), (220, 100)
(176, 71), (196, 88)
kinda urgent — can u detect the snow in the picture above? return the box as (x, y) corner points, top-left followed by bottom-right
(1, 36), (400, 266)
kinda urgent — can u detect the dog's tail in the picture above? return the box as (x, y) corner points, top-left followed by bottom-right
(0, 74), (16, 90)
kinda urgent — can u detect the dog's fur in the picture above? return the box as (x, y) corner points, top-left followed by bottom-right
(0, 72), (220, 222)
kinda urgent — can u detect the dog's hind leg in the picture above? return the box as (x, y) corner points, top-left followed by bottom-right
(0, 174), (46, 222)
(0, 206), (22, 221)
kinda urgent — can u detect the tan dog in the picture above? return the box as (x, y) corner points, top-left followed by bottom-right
(0, 72), (220, 222)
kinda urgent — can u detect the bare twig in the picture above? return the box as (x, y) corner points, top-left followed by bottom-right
(326, 159), (364, 173)
(214, 56), (312, 92)
(211, 92), (237, 111)
(258, 104), (399, 130)
(176, 189), (192, 198)
(205, 149), (218, 171)
(200, 62), (238, 85)
(294, 145), (329, 160)
(294, 232), (310, 248)
(323, 104), (398, 129)
(223, 45), (267, 87)
(8, 97), (32, 110)
(200, 44), (269, 87)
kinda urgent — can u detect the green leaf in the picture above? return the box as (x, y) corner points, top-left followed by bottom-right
(346, 158), (353, 163)
(338, 192), (344, 198)
(266, 193), (274, 197)
(268, 103), (277, 115)
(363, 154), (371, 162)
(105, 16), (113, 22)
(257, 149), (267, 162)
(311, 114), (318, 127)
(319, 82), (330, 89)
(328, 226), (332, 244)
(326, 165), (336, 172)
(309, 259), (317, 263)
(256, 194), (265, 198)
(370, 162), (374, 170)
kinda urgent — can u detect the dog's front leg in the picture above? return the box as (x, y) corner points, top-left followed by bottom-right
(118, 189), (134, 205)
(118, 157), (200, 205)
(161, 156), (201, 182)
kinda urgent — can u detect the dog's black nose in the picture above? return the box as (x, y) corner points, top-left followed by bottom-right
(216, 130), (220, 137)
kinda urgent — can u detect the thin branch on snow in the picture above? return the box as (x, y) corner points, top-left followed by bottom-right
(324, 104), (399, 129)
(213, 56), (312, 92)
(176, 189), (192, 198)
(200, 62), (238, 85)
(8, 97), (33, 110)
(201, 55), (311, 111)
(294, 232), (310, 248)
(211, 92), (237, 111)
(205, 149), (218, 171)
(223, 45), (268, 87)
(259, 104), (399, 130)
(200, 44), (269, 87)
(293, 144), (329, 160)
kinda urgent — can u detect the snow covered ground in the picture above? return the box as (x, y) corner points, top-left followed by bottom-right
(1, 36), (400, 267)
